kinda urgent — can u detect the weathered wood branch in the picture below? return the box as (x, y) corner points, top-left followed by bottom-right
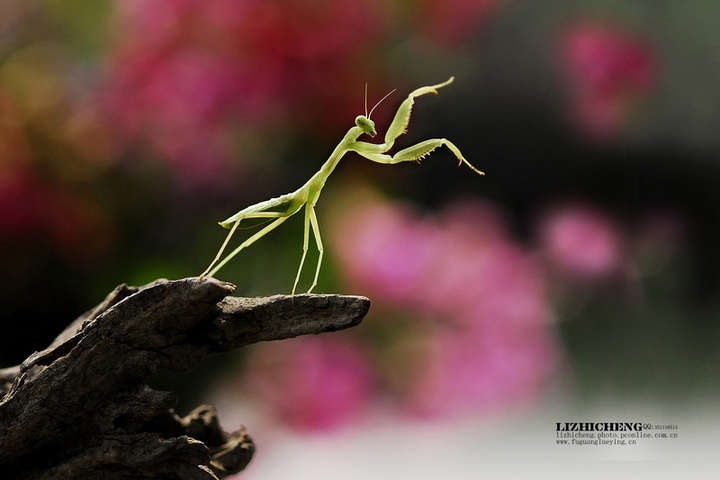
(0, 277), (370, 479)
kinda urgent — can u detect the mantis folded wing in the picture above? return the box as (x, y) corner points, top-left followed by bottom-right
(200, 76), (483, 294)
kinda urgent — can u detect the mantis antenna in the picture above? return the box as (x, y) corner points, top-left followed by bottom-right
(200, 76), (483, 295)
(368, 88), (396, 119)
(364, 83), (368, 117)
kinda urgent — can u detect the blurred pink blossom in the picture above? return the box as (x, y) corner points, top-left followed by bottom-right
(330, 193), (558, 416)
(560, 23), (655, 138)
(333, 197), (550, 325)
(243, 335), (376, 431)
(104, 50), (245, 185)
(425, 203), (549, 326)
(537, 203), (626, 281)
(406, 323), (558, 415)
(331, 200), (442, 306)
(102, 0), (387, 186)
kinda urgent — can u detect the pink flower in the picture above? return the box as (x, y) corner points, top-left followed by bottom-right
(424, 202), (549, 326)
(332, 197), (550, 326)
(331, 200), (442, 306)
(404, 322), (558, 416)
(102, 0), (388, 186)
(243, 336), (375, 431)
(329, 193), (558, 416)
(560, 23), (655, 138)
(537, 203), (626, 281)
(104, 50), (244, 186)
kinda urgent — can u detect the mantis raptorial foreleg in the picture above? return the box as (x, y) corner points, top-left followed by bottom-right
(354, 138), (483, 175)
(200, 76), (483, 295)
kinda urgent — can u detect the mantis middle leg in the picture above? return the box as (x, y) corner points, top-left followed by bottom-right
(292, 204), (324, 295)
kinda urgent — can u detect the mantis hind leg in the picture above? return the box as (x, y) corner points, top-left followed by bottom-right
(200, 219), (242, 278)
(201, 214), (290, 279)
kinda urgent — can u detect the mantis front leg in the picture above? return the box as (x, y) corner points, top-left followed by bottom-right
(355, 137), (483, 175)
(352, 77), (484, 175)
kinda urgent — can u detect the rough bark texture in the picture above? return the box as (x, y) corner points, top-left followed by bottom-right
(0, 277), (370, 479)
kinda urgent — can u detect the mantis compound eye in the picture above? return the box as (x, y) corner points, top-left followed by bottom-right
(355, 115), (376, 137)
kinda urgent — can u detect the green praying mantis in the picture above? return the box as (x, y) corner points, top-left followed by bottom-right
(199, 76), (484, 294)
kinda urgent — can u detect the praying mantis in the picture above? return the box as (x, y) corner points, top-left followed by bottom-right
(199, 76), (484, 294)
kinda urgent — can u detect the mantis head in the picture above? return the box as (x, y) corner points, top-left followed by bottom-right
(356, 84), (396, 138)
(355, 115), (377, 137)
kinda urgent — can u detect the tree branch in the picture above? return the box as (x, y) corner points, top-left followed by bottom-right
(0, 277), (370, 479)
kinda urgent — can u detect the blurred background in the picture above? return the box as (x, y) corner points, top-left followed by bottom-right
(2, 0), (720, 477)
